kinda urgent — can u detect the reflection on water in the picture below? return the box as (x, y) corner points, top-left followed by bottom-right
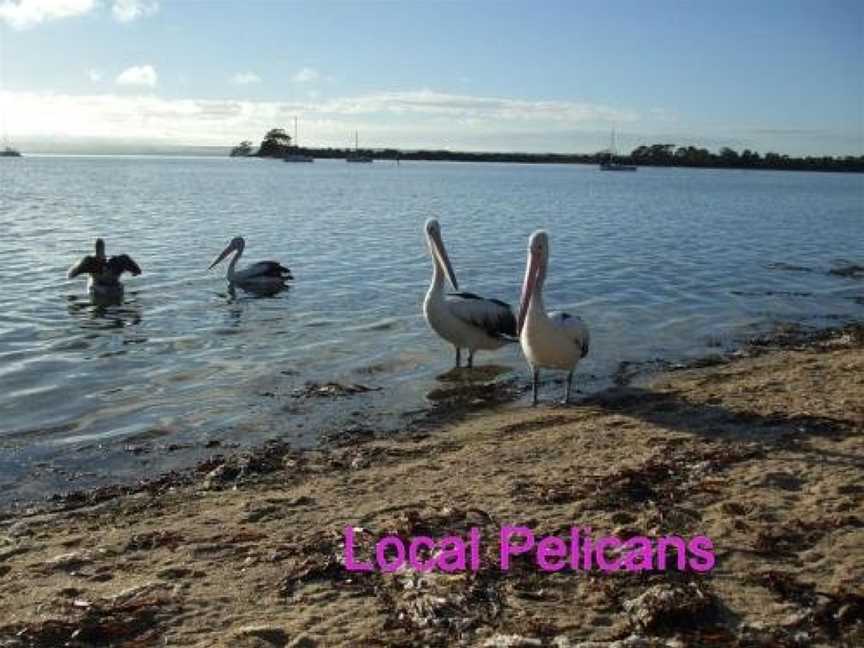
(225, 281), (291, 300)
(65, 292), (144, 330)
(0, 156), (862, 504)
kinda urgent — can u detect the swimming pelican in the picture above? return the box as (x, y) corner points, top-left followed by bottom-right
(423, 219), (517, 368)
(67, 238), (141, 303)
(208, 236), (293, 293)
(517, 230), (589, 405)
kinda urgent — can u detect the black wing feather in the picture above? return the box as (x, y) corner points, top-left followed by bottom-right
(254, 261), (293, 277)
(448, 293), (517, 339)
(107, 254), (142, 276)
(67, 255), (104, 278)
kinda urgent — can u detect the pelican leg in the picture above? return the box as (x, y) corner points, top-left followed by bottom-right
(562, 370), (574, 405)
(455, 347), (461, 369)
(467, 350), (475, 369)
(531, 368), (539, 406)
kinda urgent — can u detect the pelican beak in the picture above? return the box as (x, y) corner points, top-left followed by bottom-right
(430, 229), (459, 291)
(208, 242), (233, 270)
(517, 249), (540, 335)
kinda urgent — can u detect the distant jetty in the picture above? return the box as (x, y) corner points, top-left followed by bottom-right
(230, 130), (864, 173)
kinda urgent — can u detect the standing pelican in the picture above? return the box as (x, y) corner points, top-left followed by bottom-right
(517, 230), (590, 405)
(423, 219), (517, 368)
(208, 236), (293, 293)
(67, 238), (141, 302)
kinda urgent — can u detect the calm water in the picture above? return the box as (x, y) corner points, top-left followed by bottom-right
(1, 156), (862, 504)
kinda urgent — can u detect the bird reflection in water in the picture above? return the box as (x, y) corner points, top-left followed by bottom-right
(66, 292), (144, 332)
(216, 282), (290, 332)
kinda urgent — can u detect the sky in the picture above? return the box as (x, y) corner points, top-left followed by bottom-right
(0, 0), (862, 155)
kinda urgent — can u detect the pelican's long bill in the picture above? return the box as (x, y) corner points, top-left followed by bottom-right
(429, 228), (459, 291)
(517, 248), (542, 335)
(208, 242), (234, 270)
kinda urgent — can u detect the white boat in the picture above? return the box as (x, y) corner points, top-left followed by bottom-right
(599, 129), (636, 171)
(346, 131), (372, 163)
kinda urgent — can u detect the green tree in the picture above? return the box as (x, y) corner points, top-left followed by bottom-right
(258, 128), (293, 157)
(229, 140), (255, 157)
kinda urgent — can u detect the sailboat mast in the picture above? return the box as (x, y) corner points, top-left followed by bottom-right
(355, 130), (359, 152)
(294, 116), (298, 147)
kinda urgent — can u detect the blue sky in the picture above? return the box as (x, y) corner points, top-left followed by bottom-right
(1, 0), (862, 155)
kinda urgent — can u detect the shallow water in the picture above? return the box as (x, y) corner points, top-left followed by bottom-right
(1, 156), (862, 504)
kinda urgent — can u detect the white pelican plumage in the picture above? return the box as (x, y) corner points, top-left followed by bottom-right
(208, 236), (293, 293)
(517, 230), (590, 405)
(422, 219), (517, 368)
(67, 238), (141, 303)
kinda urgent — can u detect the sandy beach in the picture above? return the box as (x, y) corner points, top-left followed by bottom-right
(1, 324), (862, 647)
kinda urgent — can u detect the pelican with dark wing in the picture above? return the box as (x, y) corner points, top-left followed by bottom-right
(422, 219), (517, 368)
(208, 236), (293, 294)
(67, 238), (141, 303)
(517, 230), (590, 405)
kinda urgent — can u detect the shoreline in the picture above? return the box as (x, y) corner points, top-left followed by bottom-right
(1, 323), (862, 646)
(3, 320), (862, 519)
(12, 152), (864, 173)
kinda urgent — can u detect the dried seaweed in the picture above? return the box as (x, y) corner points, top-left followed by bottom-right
(0, 588), (173, 647)
(746, 570), (864, 641)
(623, 582), (716, 632)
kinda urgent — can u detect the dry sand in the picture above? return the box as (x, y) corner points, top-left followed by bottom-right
(1, 325), (862, 647)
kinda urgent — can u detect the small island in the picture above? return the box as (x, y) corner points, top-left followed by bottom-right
(230, 129), (864, 173)
(231, 128), (317, 161)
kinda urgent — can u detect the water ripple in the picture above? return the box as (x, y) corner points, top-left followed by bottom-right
(0, 157), (862, 502)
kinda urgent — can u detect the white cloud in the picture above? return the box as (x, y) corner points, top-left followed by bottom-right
(87, 68), (103, 82)
(115, 64), (157, 87)
(0, 88), (645, 153)
(0, 0), (96, 30)
(231, 72), (261, 85)
(316, 90), (638, 124)
(111, 0), (157, 23)
(292, 67), (319, 83)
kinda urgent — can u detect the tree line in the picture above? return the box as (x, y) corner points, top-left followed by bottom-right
(625, 144), (863, 172)
(230, 130), (864, 173)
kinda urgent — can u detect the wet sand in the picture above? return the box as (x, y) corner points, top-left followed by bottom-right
(1, 325), (862, 647)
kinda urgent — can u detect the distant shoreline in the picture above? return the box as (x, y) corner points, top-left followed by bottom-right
(251, 147), (864, 173)
(8, 148), (863, 173)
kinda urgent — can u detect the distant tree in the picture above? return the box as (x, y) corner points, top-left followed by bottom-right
(718, 147), (740, 166)
(265, 128), (291, 145)
(229, 140), (255, 157)
(257, 128), (293, 157)
(740, 149), (760, 166)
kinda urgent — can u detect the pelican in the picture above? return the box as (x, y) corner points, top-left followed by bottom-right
(422, 219), (517, 368)
(208, 236), (293, 293)
(67, 238), (141, 302)
(517, 230), (590, 405)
